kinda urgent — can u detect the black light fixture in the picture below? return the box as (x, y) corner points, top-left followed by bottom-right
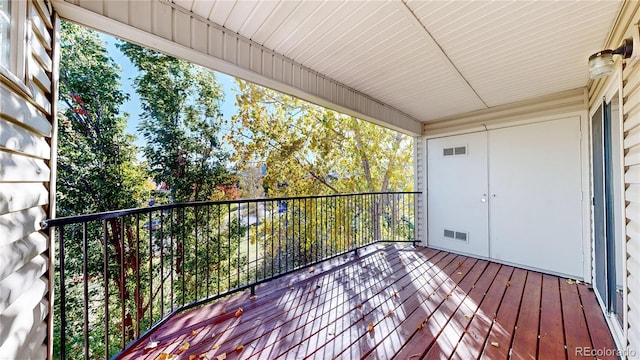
(589, 38), (634, 79)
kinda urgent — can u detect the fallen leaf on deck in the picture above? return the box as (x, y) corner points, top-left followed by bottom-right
(199, 354), (208, 359)
(191, 330), (199, 336)
(177, 341), (190, 354)
(210, 333), (216, 339)
(235, 307), (244, 317)
(464, 314), (472, 319)
(215, 353), (226, 360)
(145, 341), (159, 350)
(308, 290), (313, 294)
(417, 323), (423, 330)
(157, 353), (178, 360)
(189, 355), (197, 360)
(386, 310), (393, 318)
(491, 342), (499, 348)
(392, 291), (398, 298)
(566, 279), (576, 285)
(309, 267), (315, 273)
(212, 343), (220, 349)
(505, 281), (511, 287)
(368, 322), (374, 332)
(235, 344), (244, 352)
(457, 261), (463, 267)
(457, 272), (463, 275)
(356, 303), (363, 309)
(250, 295), (257, 300)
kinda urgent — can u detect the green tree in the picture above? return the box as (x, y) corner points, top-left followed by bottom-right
(227, 81), (414, 272)
(117, 42), (245, 322)
(117, 42), (232, 202)
(228, 80), (413, 197)
(57, 22), (149, 357)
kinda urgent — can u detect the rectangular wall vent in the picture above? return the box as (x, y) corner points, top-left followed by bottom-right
(444, 229), (468, 242)
(454, 146), (467, 155)
(443, 145), (467, 157)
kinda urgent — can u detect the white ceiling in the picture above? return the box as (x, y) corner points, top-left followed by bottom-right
(171, 0), (622, 123)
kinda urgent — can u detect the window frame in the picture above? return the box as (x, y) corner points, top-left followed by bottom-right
(0, 0), (28, 86)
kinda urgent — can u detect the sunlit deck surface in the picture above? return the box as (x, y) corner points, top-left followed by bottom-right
(118, 245), (617, 360)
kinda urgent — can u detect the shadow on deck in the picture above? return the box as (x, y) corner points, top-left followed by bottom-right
(117, 245), (617, 360)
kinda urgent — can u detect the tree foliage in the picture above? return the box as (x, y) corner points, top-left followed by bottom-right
(117, 42), (232, 202)
(57, 21), (150, 357)
(227, 81), (415, 276)
(57, 22), (148, 215)
(227, 80), (413, 197)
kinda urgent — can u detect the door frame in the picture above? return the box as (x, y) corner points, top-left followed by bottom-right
(588, 69), (627, 345)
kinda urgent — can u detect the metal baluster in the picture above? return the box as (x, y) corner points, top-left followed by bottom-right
(135, 214), (140, 337)
(103, 220), (109, 358)
(82, 222), (89, 359)
(59, 225), (66, 359)
(120, 216), (126, 348)
(159, 211), (164, 318)
(169, 208), (174, 312)
(206, 205), (210, 298)
(195, 206), (199, 300)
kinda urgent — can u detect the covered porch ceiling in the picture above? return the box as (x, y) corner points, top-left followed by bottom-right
(56, 0), (623, 134)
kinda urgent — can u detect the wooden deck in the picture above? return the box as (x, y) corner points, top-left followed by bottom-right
(118, 246), (618, 360)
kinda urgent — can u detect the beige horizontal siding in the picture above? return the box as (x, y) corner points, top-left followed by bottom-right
(0, 118), (51, 159)
(0, 183), (49, 214)
(0, 152), (50, 182)
(0, 255), (48, 313)
(0, 207), (47, 247)
(0, 1), (54, 359)
(0, 232), (48, 281)
(0, 287), (49, 357)
(31, 7), (52, 49)
(623, 20), (640, 354)
(0, 83), (52, 136)
(30, 29), (52, 74)
(423, 88), (587, 136)
(413, 137), (426, 245)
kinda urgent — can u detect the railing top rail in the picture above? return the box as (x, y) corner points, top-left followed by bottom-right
(42, 191), (421, 228)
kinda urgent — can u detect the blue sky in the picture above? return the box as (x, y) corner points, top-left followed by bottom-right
(101, 34), (240, 153)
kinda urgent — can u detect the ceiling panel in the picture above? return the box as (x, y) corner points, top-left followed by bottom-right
(236, 1), (279, 38)
(208, 1), (236, 27)
(247, 1), (299, 45)
(408, 0), (621, 108)
(179, 0), (623, 123)
(223, 1), (258, 33)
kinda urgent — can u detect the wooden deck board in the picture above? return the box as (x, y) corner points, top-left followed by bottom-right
(578, 284), (619, 360)
(538, 274), (566, 360)
(560, 278), (593, 360)
(480, 267), (527, 359)
(450, 265), (514, 360)
(511, 271), (542, 360)
(116, 246), (618, 360)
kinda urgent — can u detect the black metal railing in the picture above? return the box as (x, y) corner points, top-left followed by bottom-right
(43, 192), (418, 359)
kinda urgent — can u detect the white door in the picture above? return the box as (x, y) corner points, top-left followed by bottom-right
(427, 132), (489, 257)
(488, 117), (583, 278)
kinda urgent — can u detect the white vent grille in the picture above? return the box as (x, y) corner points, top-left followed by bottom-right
(444, 229), (468, 242)
(443, 145), (467, 157)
